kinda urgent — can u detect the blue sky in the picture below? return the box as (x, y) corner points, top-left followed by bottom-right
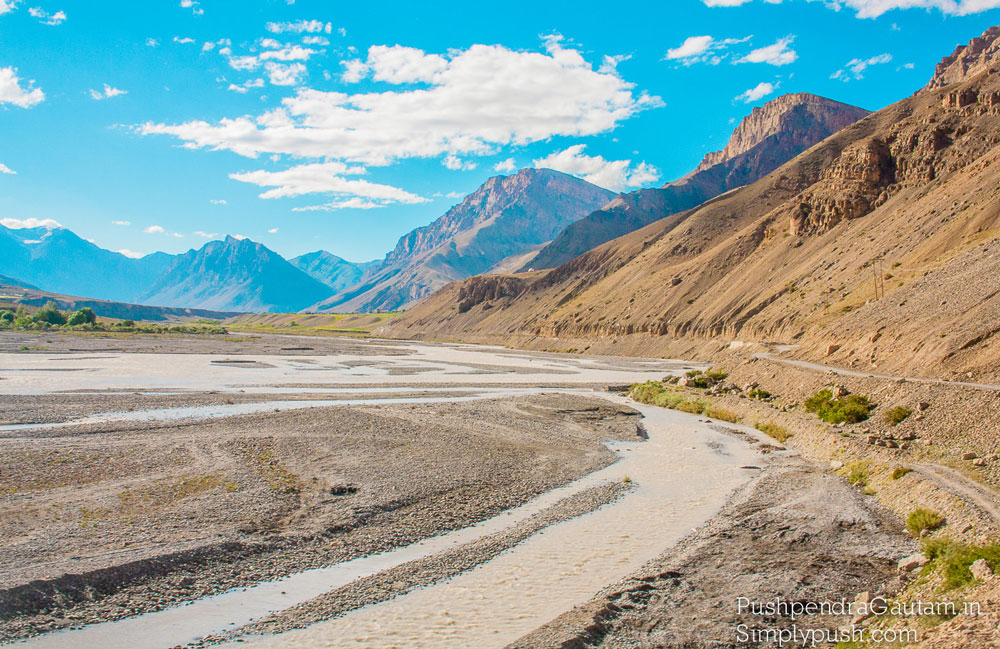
(2, 0), (1000, 263)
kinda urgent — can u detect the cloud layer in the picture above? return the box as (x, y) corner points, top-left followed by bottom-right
(140, 38), (661, 167)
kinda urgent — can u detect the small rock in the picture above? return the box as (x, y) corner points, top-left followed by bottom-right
(917, 402), (930, 412)
(971, 559), (994, 581)
(852, 591), (872, 624)
(867, 435), (878, 445)
(898, 552), (929, 572)
(830, 460), (844, 470)
(826, 344), (841, 356)
(963, 452), (979, 461)
(832, 384), (849, 398)
(973, 458), (987, 467)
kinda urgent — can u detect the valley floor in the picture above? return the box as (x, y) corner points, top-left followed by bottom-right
(1, 330), (995, 647)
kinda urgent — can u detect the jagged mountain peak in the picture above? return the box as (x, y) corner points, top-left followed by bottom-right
(925, 25), (1000, 90)
(692, 93), (870, 174)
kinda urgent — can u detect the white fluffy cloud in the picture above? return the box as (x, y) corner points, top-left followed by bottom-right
(179, 0), (202, 15)
(1, 217), (62, 229)
(144, 225), (165, 234)
(493, 158), (517, 173)
(0, 67), (44, 108)
(228, 78), (265, 93)
(28, 6), (65, 25)
(665, 35), (750, 65)
(533, 144), (659, 192)
(265, 19), (332, 34)
(737, 37), (798, 66)
(140, 38), (660, 168)
(267, 227), (278, 233)
(264, 61), (306, 86)
(443, 155), (476, 171)
(0, 162), (15, 174)
(0, 1), (18, 14)
(116, 249), (143, 258)
(112, 220), (130, 226)
(735, 81), (779, 102)
(701, 0), (1000, 17)
(831, 53), (893, 80)
(229, 161), (428, 211)
(194, 230), (218, 237)
(88, 84), (126, 100)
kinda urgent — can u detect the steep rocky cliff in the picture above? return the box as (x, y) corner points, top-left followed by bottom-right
(310, 169), (613, 313)
(384, 25), (1000, 383)
(525, 93), (870, 271)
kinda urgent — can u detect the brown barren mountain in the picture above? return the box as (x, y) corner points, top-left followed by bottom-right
(385, 25), (1000, 383)
(310, 169), (613, 313)
(524, 93), (870, 271)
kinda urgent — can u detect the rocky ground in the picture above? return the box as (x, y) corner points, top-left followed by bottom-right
(508, 453), (914, 648)
(0, 388), (645, 643)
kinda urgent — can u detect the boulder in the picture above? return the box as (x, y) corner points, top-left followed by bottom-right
(971, 558), (994, 581)
(830, 460), (845, 470)
(917, 402), (930, 412)
(826, 344), (841, 356)
(963, 452), (979, 461)
(898, 552), (929, 572)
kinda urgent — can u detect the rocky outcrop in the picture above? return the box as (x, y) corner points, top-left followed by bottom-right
(457, 275), (526, 313)
(526, 93), (870, 270)
(925, 25), (1000, 90)
(789, 137), (895, 234)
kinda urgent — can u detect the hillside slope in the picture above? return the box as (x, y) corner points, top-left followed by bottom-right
(525, 93), (870, 270)
(140, 236), (333, 313)
(384, 25), (1000, 383)
(310, 169), (614, 313)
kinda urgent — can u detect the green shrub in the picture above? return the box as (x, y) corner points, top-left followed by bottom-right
(704, 406), (739, 423)
(907, 508), (945, 536)
(755, 421), (791, 443)
(0, 309), (13, 324)
(33, 301), (67, 325)
(67, 307), (97, 326)
(675, 399), (707, 414)
(845, 461), (870, 488)
(748, 388), (772, 400)
(892, 467), (912, 480)
(921, 537), (1000, 590)
(704, 368), (728, 383)
(885, 406), (912, 426)
(804, 389), (872, 424)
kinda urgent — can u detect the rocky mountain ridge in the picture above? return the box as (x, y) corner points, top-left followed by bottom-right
(310, 168), (614, 313)
(524, 93), (870, 271)
(140, 236), (334, 313)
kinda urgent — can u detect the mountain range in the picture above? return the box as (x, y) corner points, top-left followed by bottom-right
(383, 25), (1000, 382)
(0, 225), (172, 303)
(2, 89), (872, 316)
(311, 168), (615, 313)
